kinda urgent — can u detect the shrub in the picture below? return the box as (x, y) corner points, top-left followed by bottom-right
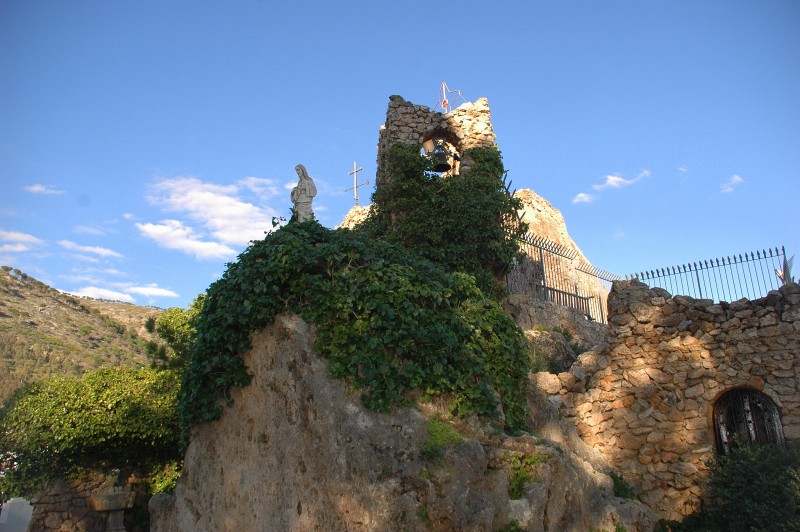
(0, 367), (181, 498)
(505, 451), (550, 499)
(705, 443), (800, 531)
(609, 470), (636, 500)
(657, 443), (800, 532)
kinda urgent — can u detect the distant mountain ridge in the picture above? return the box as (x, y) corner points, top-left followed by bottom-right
(0, 266), (161, 404)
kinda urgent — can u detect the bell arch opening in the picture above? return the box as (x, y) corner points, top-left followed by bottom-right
(713, 388), (785, 455)
(421, 129), (461, 175)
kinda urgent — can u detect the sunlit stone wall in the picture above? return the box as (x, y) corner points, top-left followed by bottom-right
(375, 95), (495, 186)
(534, 279), (800, 520)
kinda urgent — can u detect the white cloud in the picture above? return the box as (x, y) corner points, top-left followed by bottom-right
(613, 228), (626, 240)
(122, 213), (135, 220)
(147, 177), (276, 246)
(0, 243), (30, 253)
(135, 219), (237, 260)
(70, 287), (135, 303)
(74, 225), (107, 236)
(124, 284), (179, 298)
(0, 230), (44, 245)
(60, 273), (101, 284)
(239, 176), (280, 198)
(72, 255), (100, 263)
(721, 174), (744, 193)
(284, 180), (297, 191)
(592, 170), (650, 191)
(24, 184), (65, 195)
(572, 193), (595, 204)
(58, 240), (123, 258)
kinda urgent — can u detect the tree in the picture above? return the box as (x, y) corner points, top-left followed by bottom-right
(0, 367), (181, 498)
(145, 294), (204, 369)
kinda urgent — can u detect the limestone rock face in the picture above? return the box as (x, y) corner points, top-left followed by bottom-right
(508, 188), (613, 324)
(150, 314), (655, 532)
(514, 188), (590, 262)
(337, 204), (372, 230)
(504, 295), (610, 349)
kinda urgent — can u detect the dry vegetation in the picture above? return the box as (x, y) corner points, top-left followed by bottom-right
(0, 266), (161, 404)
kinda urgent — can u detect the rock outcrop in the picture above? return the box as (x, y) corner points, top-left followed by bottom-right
(514, 189), (590, 263)
(150, 314), (654, 531)
(337, 204), (372, 230)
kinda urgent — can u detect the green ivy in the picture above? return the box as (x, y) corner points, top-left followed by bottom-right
(360, 143), (527, 296)
(0, 367), (181, 498)
(178, 221), (531, 445)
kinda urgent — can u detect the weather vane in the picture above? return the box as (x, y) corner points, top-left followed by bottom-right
(434, 81), (466, 113)
(345, 161), (369, 206)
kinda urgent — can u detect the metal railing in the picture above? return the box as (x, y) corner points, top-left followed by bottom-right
(627, 247), (786, 303)
(508, 233), (622, 323)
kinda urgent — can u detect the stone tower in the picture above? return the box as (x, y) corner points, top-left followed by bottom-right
(375, 95), (496, 186)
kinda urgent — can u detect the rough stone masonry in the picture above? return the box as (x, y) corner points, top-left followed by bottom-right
(375, 95), (495, 186)
(534, 280), (800, 520)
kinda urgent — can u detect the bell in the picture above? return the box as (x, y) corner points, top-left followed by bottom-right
(432, 150), (451, 172)
(424, 137), (452, 173)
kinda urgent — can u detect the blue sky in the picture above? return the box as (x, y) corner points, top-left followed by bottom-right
(1, 0), (798, 308)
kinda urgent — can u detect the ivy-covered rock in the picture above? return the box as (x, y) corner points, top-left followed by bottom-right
(179, 221), (531, 444)
(360, 143), (527, 295)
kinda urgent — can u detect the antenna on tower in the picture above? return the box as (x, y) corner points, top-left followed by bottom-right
(433, 81), (466, 113)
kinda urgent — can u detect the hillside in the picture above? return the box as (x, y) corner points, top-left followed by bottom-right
(0, 266), (161, 404)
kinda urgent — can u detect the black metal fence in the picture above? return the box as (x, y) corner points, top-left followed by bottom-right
(508, 233), (622, 323)
(628, 247), (786, 303)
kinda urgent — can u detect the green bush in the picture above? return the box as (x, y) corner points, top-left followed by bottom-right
(505, 451), (550, 499)
(145, 295), (204, 369)
(657, 443), (800, 532)
(0, 367), (181, 498)
(179, 221), (531, 445)
(609, 470), (636, 500)
(706, 443), (800, 531)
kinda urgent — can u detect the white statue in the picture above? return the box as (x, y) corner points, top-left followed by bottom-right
(290, 164), (317, 222)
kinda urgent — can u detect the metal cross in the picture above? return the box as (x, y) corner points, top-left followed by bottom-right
(345, 161), (369, 206)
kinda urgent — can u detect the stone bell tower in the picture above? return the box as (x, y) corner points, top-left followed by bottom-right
(375, 95), (496, 187)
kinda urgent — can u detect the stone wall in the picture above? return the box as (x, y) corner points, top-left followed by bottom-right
(376, 95), (495, 186)
(28, 470), (145, 532)
(534, 280), (800, 520)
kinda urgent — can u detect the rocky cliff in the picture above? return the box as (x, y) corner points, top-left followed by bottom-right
(150, 313), (654, 531)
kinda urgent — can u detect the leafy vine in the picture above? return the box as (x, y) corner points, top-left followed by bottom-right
(178, 222), (530, 445)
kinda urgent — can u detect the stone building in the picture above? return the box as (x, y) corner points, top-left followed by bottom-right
(533, 280), (800, 520)
(375, 95), (495, 186)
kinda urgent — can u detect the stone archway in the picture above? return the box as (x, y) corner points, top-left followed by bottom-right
(713, 388), (785, 454)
